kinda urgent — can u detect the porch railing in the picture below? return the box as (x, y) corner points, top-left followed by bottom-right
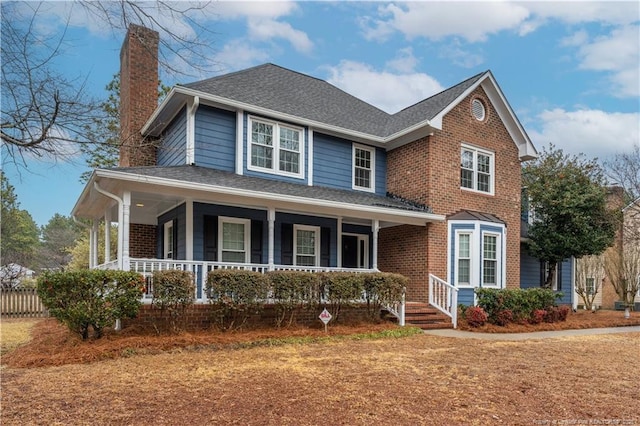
(428, 274), (458, 328)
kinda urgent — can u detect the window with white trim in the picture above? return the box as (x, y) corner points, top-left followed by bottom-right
(353, 144), (375, 192)
(164, 221), (174, 259)
(586, 277), (596, 295)
(482, 234), (498, 287)
(456, 232), (472, 286)
(218, 217), (251, 263)
(461, 145), (494, 194)
(294, 225), (320, 267)
(249, 116), (303, 178)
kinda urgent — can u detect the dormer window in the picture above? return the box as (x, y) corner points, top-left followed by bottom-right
(248, 116), (304, 179)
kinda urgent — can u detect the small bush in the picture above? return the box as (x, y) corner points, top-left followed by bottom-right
(465, 306), (488, 327)
(363, 273), (406, 321)
(151, 270), (195, 332)
(544, 305), (570, 323)
(268, 271), (322, 327)
(530, 309), (546, 324)
(476, 288), (561, 325)
(206, 269), (269, 330)
(320, 272), (365, 322)
(37, 270), (144, 340)
(495, 309), (514, 326)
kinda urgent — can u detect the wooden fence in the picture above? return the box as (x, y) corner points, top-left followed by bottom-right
(0, 288), (49, 318)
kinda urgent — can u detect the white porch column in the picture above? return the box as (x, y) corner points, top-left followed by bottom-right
(372, 219), (380, 271)
(268, 207), (275, 270)
(186, 199), (194, 260)
(122, 191), (131, 271)
(104, 210), (111, 263)
(91, 219), (99, 268)
(336, 217), (342, 268)
(88, 222), (95, 269)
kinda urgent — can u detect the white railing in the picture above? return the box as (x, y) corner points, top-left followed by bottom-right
(383, 287), (406, 326)
(428, 274), (459, 328)
(127, 258), (377, 303)
(95, 260), (119, 270)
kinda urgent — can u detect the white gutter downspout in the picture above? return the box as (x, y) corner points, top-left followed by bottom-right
(93, 182), (130, 271)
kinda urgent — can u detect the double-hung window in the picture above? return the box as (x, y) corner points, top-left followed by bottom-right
(249, 116), (303, 178)
(353, 144), (375, 192)
(482, 234), (498, 287)
(219, 217), (251, 263)
(461, 144), (494, 194)
(456, 232), (472, 286)
(294, 225), (320, 267)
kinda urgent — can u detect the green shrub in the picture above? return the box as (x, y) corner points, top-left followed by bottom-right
(476, 288), (561, 325)
(320, 272), (365, 322)
(268, 271), (322, 327)
(37, 269), (144, 340)
(151, 270), (195, 332)
(206, 269), (269, 330)
(362, 273), (406, 321)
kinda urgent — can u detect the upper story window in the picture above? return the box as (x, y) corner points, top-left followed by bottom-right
(248, 116), (304, 179)
(353, 144), (375, 192)
(461, 144), (494, 195)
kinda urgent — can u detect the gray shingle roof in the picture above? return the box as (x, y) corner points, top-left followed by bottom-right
(108, 165), (433, 213)
(183, 63), (486, 138)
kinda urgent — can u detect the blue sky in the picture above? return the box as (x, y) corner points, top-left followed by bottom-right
(3, 1), (639, 227)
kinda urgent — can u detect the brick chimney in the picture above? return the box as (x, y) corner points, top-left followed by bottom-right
(119, 24), (159, 167)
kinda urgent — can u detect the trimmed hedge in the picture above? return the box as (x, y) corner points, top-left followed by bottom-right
(151, 270), (195, 332)
(37, 269), (144, 340)
(268, 271), (322, 327)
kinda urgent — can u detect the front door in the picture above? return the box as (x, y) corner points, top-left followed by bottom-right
(342, 234), (369, 269)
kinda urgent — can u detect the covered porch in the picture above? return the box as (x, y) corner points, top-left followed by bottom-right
(73, 165), (457, 325)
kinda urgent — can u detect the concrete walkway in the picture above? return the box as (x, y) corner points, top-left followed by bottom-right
(424, 325), (640, 340)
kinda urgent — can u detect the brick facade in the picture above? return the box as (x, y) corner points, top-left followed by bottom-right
(119, 24), (159, 167)
(381, 87), (523, 301)
(129, 223), (157, 258)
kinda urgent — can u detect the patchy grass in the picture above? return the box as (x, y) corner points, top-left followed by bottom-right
(1, 318), (638, 425)
(0, 318), (41, 356)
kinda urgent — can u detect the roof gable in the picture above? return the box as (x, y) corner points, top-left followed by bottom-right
(146, 63), (537, 159)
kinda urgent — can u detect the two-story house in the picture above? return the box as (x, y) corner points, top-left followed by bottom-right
(72, 25), (538, 324)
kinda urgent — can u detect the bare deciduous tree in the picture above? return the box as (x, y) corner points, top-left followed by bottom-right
(1, 1), (217, 164)
(575, 254), (604, 311)
(604, 143), (640, 206)
(604, 244), (640, 310)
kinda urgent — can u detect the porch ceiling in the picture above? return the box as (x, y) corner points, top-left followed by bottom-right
(73, 165), (445, 226)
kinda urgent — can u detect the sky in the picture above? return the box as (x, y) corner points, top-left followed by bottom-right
(2, 0), (639, 227)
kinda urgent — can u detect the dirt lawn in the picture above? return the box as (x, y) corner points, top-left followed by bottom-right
(1, 312), (640, 425)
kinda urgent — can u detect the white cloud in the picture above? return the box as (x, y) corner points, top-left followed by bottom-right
(524, 1), (640, 26)
(248, 18), (313, 53)
(529, 108), (640, 161)
(560, 30), (589, 47)
(574, 25), (640, 97)
(361, 2), (531, 42)
(439, 41), (485, 68)
(213, 39), (270, 72)
(326, 60), (444, 114)
(385, 47), (418, 73)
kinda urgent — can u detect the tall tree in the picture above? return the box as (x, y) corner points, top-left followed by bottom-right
(523, 145), (618, 288)
(67, 223), (118, 270)
(1, 1), (216, 164)
(0, 172), (40, 286)
(36, 214), (84, 270)
(604, 143), (640, 206)
(80, 74), (170, 182)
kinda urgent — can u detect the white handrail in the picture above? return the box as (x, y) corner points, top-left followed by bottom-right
(428, 274), (458, 328)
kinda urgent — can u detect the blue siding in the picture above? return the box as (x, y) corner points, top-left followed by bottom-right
(243, 113), (309, 184)
(192, 203), (267, 261)
(275, 213), (337, 266)
(520, 243), (573, 305)
(313, 133), (386, 196)
(158, 108), (187, 166)
(458, 288), (475, 306)
(314, 133), (352, 191)
(194, 106), (236, 171)
(157, 204), (186, 259)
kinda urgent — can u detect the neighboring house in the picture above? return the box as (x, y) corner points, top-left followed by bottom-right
(0, 263), (36, 288)
(72, 25), (538, 323)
